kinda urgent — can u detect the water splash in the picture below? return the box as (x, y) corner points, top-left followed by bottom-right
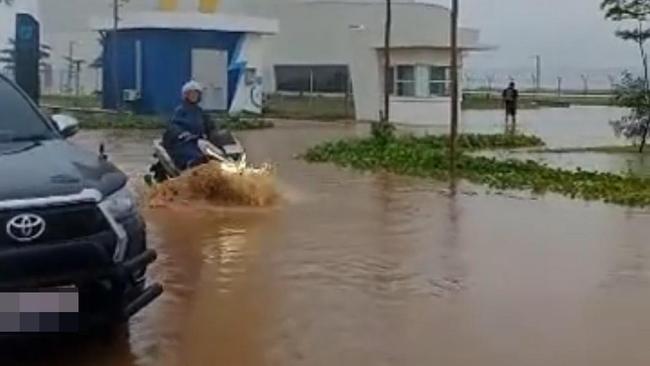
(148, 161), (278, 207)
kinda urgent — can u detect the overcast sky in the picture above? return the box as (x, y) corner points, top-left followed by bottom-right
(433, 0), (641, 73)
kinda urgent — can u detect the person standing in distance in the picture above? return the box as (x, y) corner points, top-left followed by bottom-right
(502, 82), (519, 128)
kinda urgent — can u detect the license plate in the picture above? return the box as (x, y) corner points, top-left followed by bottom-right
(223, 145), (243, 154)
(0, 290), (79, 333)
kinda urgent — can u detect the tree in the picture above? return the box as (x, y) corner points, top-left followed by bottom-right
(602, 0), (650, 152)
(611, 72), (650, 146)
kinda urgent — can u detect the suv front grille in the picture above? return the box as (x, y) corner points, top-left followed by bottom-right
(0, 203), (111, 245)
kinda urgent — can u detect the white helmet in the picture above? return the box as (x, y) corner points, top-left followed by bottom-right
(181, 80), (203, 96)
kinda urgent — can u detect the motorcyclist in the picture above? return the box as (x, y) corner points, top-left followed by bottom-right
(163, 80), (216, 170)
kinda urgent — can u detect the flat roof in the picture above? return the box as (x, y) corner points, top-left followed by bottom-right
(91, 12), (279, 35)
(301, 0), (448, 9)
(374, 43), (497, 51)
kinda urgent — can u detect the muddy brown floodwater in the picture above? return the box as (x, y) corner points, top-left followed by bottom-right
(5, 111), (650, 365)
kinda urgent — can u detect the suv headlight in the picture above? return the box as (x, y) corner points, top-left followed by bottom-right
(99, 185), (137, 221)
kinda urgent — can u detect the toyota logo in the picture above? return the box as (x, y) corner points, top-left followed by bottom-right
(6, 214), (46, 242)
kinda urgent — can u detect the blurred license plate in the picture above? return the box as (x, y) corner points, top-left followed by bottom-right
(0, 290), (79, 333)
(223, 145), (242, 154)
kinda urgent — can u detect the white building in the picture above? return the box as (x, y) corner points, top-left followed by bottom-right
(251, 0), (488, 123)
(36, 0), (488, 124)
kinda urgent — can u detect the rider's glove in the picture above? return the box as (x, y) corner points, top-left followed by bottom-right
(178, 132), (195, 142)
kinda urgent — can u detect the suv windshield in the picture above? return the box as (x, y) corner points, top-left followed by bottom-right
(0, 77), (55, 142)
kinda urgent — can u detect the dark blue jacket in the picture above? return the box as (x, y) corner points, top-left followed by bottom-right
(163, 101), (213, 169)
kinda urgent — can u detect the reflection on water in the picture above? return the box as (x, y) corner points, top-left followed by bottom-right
(4, 111), (650, 366)
(482, 149), (650, 177)
(409, 106), (629, 148)
(407, 106), (650, 176)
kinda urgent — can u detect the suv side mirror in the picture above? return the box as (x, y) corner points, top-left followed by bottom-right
(52, 114), (80, 138)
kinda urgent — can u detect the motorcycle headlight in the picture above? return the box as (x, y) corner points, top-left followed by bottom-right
(99, 185), (137, 221)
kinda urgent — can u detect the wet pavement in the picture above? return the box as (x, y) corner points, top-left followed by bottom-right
(5, 108), (650, 365)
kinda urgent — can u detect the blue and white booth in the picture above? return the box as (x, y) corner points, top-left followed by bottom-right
(93, 12), (278, 115)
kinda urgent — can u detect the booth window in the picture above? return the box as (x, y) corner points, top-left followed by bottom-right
(429, 66), (450, 96)
(275, 65), (349, 93)
(394, 65), (416, 97)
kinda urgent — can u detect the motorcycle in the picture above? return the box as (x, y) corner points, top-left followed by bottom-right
(146, 129), (268, 185)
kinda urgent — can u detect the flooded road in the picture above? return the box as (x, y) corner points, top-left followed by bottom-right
(6, 109), (650, 365)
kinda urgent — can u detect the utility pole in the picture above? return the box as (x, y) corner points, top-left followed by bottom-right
(382, 0), (392, 125)
(608, 74), (616, 90)
(66, 41), (75, 94)
(536, 55), (541, 92)
(486, 74), (494, 99)
(449, 0), (459, 162)
(581, 74), (589, 95)
(64, 41), (85, 98)
(73, 59), (85, 96)
(112, 0), (120, 109)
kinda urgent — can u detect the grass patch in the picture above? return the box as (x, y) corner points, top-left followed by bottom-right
(462, 95), (541, 110)
(264, 94), (355, 121)
(69, 112), (273, 130)
(462, 94), (614, 110)
(42, 94), (101, 109)
(304, 134), (650, 207)
(75, 113), (165, 129)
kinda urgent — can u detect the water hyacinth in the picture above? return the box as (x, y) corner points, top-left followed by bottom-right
(304, 134), (650, 207)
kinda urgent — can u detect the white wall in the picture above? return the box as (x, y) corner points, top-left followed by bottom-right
(230, 33), (268, 114)
(390, 98), (450, 125)
(256, 0), (479, 123)
(385, 48), (464, 125)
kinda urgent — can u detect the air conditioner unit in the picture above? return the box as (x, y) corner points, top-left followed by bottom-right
(122, 89), (141, 102)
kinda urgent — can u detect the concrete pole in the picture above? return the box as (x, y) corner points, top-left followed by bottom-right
(382, 0), (392, 124)
(66, 41), (74, 94)
(112, 0), (120, 109)
(449, 0), (459, 160)
(74, 60), (83, 97)
(535, 55), (541, 92)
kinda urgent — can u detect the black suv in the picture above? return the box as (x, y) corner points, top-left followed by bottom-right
(0, 75), (161, 331)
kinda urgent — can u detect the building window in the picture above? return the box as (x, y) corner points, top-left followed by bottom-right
(395, 65), (416, 97)
(275, 65), (349, 93)
(429, 66), (450, 96)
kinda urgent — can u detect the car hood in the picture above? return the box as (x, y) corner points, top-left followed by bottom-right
(0, 139), (127, 201)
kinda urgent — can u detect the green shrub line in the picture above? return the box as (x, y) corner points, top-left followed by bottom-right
(303, 134), (650, 207)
